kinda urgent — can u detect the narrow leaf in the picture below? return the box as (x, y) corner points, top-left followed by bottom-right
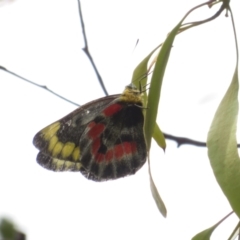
(192, 212), (233, 240)
(143, 19), (184, 217)
(192, 225), (217, 240)
(153, 124), (166, 150)
(132, 46), (166, 149)
(148, 158), (167, 217)
(207, 66), (240, 217)
(144, 21), (182, 150)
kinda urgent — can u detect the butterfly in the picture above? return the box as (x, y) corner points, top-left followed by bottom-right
(33, 83), (147, 181)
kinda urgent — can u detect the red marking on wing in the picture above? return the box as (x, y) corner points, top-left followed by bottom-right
(96, 153), (104, 162)
(94, 142), (137, 163)
(88, 122), (96, 128)
(113, 142), (137, 159)
(114, 144), (124, 159)
(105, 149), (114, 162)
(103, 103), (123, 116)
(88, 123), (105, 139)
(122, 142), (137, 155)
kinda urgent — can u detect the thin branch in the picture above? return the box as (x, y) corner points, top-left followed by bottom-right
(163, 133), (207, 147)
(77, 0), (109, 96)
(0, 66), (80, 107)
(164, 133), (240, 148)
(179, 0), (230, 33)
(2, 65), (240, 148)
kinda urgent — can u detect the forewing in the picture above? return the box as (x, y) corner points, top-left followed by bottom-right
(33, 95), (120, 171)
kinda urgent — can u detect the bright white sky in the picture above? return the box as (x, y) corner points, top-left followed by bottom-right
(0, 0), (240, 239)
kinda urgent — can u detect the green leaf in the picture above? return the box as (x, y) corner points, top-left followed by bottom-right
(143, 20), (184, 217)
(0, 218), (15, 239)
(132, 46), (166, 150)
(132, 50), (152, 89)
(191, 212), (233, 240)
(207, 66), (240, 217)
(132, 45), (167, 217)
(148, 158), (167, 217)
(192, 225), (217, 240)
(131, 44), (159, 108)
(153, 124), (166, 150)
(144, 21), (182, 150)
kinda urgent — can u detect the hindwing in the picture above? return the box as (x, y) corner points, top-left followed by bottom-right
(33, 85), (147, 181)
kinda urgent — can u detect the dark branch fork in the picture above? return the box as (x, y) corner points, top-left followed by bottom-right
(0, 0), (233, 148)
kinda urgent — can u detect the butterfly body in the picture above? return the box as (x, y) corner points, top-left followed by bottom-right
(33, 84), (147, 181)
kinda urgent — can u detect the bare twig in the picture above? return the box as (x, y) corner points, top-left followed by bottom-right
(77, 0), (109, 96)
(179, 0), (230, 33)
(0, 66), (80, 107)
(163, 133), (206, 147)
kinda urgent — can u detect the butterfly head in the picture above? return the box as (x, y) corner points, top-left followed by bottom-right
(119, 83), (143, 104)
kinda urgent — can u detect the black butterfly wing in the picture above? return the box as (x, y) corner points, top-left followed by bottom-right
(33, 94), (147, 181)
(77, 100), (147, 181)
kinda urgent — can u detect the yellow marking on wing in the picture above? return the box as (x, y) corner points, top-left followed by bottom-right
(41, 122), (61, 141)
(48, 135), (58, 152)
(39, 121), (81, 165)
(61, 142), (75, 158)
(72, 147), (80, 161)
(52, 142), (64, 157)
(52, 158), (82, 171)
(119, 84), (143, 104)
